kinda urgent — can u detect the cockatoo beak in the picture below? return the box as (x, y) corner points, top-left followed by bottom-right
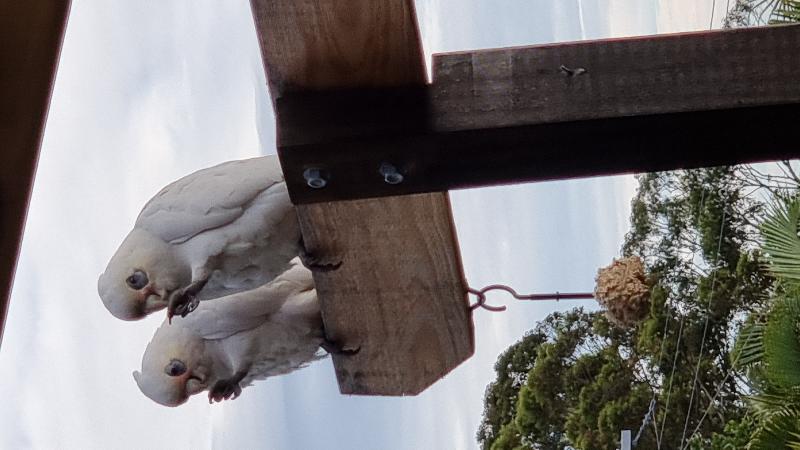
(140, 284), (168, 315)
(185, 369), (207, 396)
(138, 285), (155, 301)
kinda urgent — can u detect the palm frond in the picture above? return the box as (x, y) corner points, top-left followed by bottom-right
(748, 412), (800, 450)
(747, 388), (800, 449)
(734, 319), (766, 369)
(763, 297), (800, 389)
(760, 197), (800, 284)
(771, 0), (800, 22)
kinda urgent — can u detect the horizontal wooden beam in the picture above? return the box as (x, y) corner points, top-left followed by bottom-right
(276, 24), (800, 204)
(251, 0), (473, 396)
(0, 1), (71, 346)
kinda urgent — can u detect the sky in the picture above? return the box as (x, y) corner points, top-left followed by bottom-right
(0, 1), (732, 449)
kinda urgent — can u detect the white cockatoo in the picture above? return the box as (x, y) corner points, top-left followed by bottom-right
(99, 155), (314, 322)
(133, 260), (347, 406)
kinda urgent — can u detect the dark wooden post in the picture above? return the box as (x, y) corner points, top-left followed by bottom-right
(276, 25), (800, 204)
(0, 1), (71, 346)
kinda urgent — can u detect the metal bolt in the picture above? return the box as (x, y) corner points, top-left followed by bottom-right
(303, 168), (327, 189)
(379, 163), (404, 185)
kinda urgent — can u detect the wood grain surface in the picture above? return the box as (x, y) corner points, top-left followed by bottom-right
(431, 24), (800, 131)
(251, 0), (426, 97)
(250, 0), (474, 395)
(274, 24), (800, 203)
(296, 194), (472, 395)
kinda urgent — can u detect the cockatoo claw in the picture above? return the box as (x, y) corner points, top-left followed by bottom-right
(299, 249), (342, 272)
(167, 291), (191, 323)
(166, 279), (208, 323)
(299, 237), (342, 272)
(180, 295), (200, 318)
(208, 373), (245, 403)
(321, 338), (360, 355)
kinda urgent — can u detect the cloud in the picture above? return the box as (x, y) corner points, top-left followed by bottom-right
(657, 0), (729, 32)
(0, 0), (265, 448)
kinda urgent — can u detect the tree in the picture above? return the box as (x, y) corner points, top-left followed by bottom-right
(478, 167), (777, 450)
(478, 327), (548, 447)
(727, 197), (800, 449)
(478, 309), (653, 450)
(724, 0), (800, 27)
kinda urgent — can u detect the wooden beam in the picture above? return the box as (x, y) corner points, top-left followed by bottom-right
(0, 1), (71, 346)
(250, 0), (474, 395)
(275, 24), (800, 204)
(252, 0), (425, 96)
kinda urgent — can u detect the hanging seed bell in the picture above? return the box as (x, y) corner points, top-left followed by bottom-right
(594, 256), (650, 327)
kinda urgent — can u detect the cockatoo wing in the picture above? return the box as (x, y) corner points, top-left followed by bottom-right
(180, 260), (315, 340)
(135, 156), (285, 244)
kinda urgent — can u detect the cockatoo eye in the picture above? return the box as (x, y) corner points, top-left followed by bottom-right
(164, 359), (187, 377)
(126, 270), (148, 290)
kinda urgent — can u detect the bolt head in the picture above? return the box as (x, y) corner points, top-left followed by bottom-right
(303, 168), (327, 189)
(379, 163), (404, 185)
(384, 172), (404, 185)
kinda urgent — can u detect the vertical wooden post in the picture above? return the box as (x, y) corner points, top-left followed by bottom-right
(0, 1), (71, 346)
(250, 0), (474, 395)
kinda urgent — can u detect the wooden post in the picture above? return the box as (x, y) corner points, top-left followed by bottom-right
(250, 0), (474, 395)
(0, 1), (71, 346)
(275, 24), (800, 204)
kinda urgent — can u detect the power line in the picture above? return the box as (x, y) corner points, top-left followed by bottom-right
(656, 188), (707, 449)
(682, 321), (759, 450)
(679, 206), (728, 449)
(711, 0), (718, 28)
(634, 398), (657, 447)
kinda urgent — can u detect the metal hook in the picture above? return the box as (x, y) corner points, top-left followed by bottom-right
(468, 287), (508, 312)
(468, 284), (595, 313)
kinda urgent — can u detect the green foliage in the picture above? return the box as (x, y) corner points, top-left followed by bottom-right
(771, 0), (800, 23)
(479, 166), (783, 450)
(477, 329), (548, 447)
(748, 389), (800, 449)
(724, 0), (800, 26)
(761, 198), (800, 284)
(763, 297), (800, 389)
(478, 309), (652, 450)
(731, 317), (766, 381)
(688, 414), (757, 450)
(725, 194), (800, 448)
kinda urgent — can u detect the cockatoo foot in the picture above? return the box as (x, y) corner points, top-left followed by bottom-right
(166, 279), (208, 323)
(321, 338), (360, 355)
(299, 249), (342, 272)
(299, 238), (342, 272)
(208, 372), (246, 404)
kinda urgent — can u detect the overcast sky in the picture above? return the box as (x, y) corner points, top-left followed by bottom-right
(0, 1), (729, 449)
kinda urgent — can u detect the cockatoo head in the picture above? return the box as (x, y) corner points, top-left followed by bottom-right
(133, 323), (211, 407)
(98, 229), (190, 321)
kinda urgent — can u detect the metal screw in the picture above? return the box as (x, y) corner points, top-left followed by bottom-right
(303, 168), (327, 189)
(379, 163), (404, 185)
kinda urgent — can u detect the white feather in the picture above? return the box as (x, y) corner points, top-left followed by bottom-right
(136, 157), (285, 245)
(98, 155), (302, 320)
(134, 262), (326, 407)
